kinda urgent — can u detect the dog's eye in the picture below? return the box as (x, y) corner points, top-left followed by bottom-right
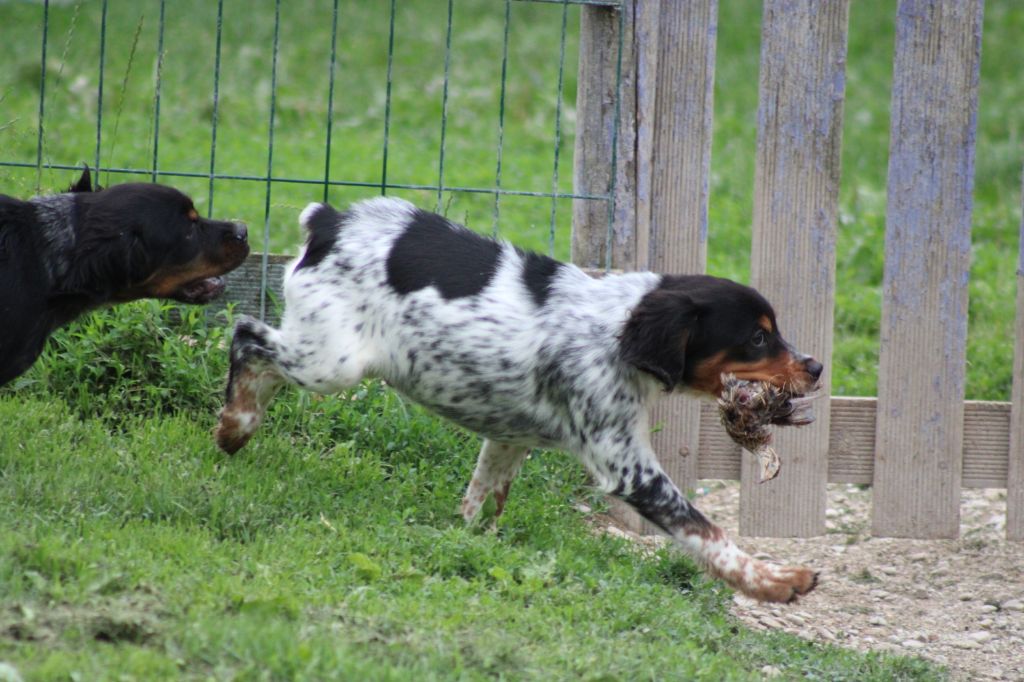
(751, 330), (768, 347)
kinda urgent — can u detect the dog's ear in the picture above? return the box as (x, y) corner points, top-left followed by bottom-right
(619, 288), (699, 390)
(68, 166), (95, 193)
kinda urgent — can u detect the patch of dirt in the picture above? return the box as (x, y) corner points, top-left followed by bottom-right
(601, 482), (1024, 681)
(2, 592), (163, 647)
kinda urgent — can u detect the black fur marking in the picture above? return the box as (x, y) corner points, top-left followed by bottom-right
(618, 279), (698, 390)
(622, 472), (712, 535)
(519, 249), (563, 307)
(385, 209), (501, 300)
(296, 204), (346, 271)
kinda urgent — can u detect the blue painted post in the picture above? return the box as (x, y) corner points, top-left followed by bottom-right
(635, 0), (718, 517)
(743, 0), (849, 537)
(1009, 171), (1024, 541)
(872, 0), (984, 538)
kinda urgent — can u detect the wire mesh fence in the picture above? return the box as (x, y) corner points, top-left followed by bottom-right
(0, 0), (624, 318)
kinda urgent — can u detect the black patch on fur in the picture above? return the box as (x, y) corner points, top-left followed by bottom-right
(619, 283), (697, 390)
(622, 472), (713, 536)
(519, 249), (562, 307)
(296, 204), (345, 271)
(386, 209), (501, 300)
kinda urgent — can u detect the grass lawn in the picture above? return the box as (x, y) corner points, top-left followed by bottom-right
(0, 305), (942, 680)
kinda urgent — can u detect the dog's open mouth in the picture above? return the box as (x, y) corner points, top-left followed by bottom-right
(173, 276), (226, 304)
(768, 383), (821, 427)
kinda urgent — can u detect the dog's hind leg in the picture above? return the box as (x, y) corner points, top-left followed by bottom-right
(216, 315), (289, 454)
(587, 446), (818, 603)
(461, 440), (530, 523)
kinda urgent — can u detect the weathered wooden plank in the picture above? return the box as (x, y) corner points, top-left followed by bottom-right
(571, 1), (637, 271)
(1009, 178), (1024, 541)
(743, 0), (849, 537)
(694, 398), (1011, 491)
(572, 1), (642, 532)
(872, 0), (983, 539)
(635, 0), (718, 526)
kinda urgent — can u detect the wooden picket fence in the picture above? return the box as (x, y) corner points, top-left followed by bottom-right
(566, 0), (1024, 541)
(216, 0), (1021, 542)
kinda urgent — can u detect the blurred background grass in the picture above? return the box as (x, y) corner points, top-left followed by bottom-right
(0, 0), (1020, 400)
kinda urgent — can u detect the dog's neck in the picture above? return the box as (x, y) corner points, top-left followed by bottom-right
(28, 192), (77, 282)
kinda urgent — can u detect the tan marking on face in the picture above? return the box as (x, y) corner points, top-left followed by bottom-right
(187, 208), (199, 222)
(690, 351), (815, 395)
(758, 315), (774, 333)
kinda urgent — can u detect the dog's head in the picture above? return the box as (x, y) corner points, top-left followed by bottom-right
(62, 169), (249, 304)
(620, 274), (822, 397)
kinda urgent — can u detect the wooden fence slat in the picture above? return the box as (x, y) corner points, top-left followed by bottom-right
(743, 0), (849, 537)
(572, 1), (637, 271)
(872, 0), (983, 539)
(1009, 175), (1024, 541)
(634, 0), (718, 534)
(572, 0), (641, 531)
(572, 1), (718, 534)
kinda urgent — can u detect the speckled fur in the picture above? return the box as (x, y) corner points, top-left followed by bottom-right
(216, 197), (819, 603)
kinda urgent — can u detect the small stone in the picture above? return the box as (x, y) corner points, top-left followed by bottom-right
(878, 565), (898, 576)
(912, 589), (931, 600)
(952, 638), (980, 650)
(761, 665), (782, 678)
(908, 552), (930, 562)
(0, 663), (24, 682)
(825, 508), (840, 519)
(980, 604), (998, 613)
(786, 614), (806, 627)
(604, 525), (629, 539)
(868, 615), (887, 626)
(959, 593), (974, 601)
(759, 616), (786, 629)
(900, 639), (925, 649)
(1001, 599), (1023, 612)
(966, 631), (993, 643)
(815, 626), (837, 642)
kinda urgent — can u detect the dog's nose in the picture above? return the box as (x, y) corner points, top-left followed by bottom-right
(232, 222), (248, 242)
(805, 359), (823, 381)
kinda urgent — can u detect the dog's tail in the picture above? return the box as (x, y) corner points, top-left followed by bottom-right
(294, 202), (344, 271)
(298, 202), (337, 232)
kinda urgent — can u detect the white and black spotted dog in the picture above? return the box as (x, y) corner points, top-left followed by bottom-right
(216, 197), (823, 603)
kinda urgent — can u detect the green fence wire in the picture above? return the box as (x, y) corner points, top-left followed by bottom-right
(2, 0), (624, 321)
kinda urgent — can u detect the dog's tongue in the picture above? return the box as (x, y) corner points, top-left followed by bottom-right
(177, 276), (226, 303)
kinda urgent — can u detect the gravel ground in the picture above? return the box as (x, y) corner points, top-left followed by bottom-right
(601, 482), (1024, 681)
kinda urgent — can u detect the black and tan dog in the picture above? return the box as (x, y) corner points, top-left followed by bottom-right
(0, 168), (249, 386)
